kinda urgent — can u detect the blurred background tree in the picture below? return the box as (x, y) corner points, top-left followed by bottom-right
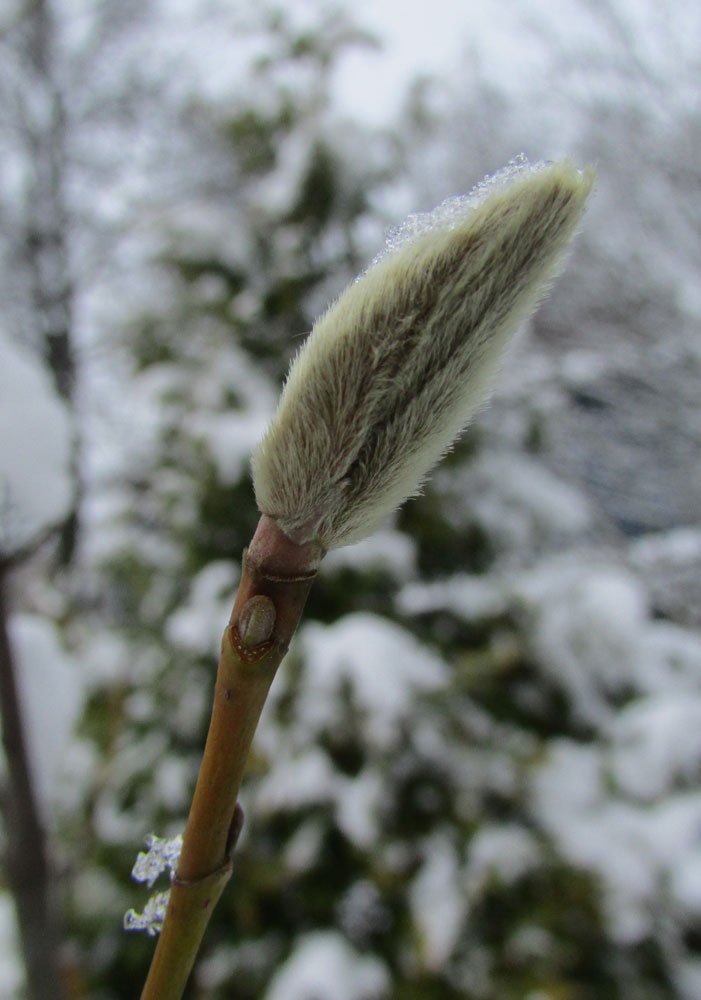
(1, 1), (699, 998)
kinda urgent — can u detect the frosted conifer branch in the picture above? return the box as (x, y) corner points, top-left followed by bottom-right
(252, 158), (594, 550)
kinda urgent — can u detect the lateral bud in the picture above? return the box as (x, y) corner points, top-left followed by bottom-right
(238, 594), (276, 647)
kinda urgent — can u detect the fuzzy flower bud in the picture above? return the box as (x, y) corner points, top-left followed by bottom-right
(252, 158), (594, 550)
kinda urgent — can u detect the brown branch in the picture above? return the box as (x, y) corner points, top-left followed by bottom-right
(0, 565), (67, 1000)
(140, 516), (323, 1000)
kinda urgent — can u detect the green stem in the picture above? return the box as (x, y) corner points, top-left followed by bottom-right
(139, 516), (322, 1000)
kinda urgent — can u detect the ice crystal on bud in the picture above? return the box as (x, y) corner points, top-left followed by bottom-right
(123, 833), (183, 935)
(380, 155), (539, 260)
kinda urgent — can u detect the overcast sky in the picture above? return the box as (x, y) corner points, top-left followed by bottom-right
(330, 0), (582, 124)
(330, 0), (699, 125)
(331, 0), (503, 124)
(331, 0), (472, 123)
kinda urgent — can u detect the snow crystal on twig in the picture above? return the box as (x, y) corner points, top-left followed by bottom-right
(123, 891), (171, 937)
(131, 832), (183, 889)
(123, 832), (183, 935)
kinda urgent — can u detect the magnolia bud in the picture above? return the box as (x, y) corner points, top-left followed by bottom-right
(252, 158), (594, 551)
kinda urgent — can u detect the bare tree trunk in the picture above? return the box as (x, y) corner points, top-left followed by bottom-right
(0, 8), (76, 994)
(0, 566), (67, 1000)
(21, 0), (79, 565)
(22, 0), (75, 401)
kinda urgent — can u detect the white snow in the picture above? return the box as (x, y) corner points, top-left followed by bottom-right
(152, 755), (194, 811)
(255, 752), (383, 850)
(255, 747), (338, 813)
(466, 825), (541, 896)
(165, 560), (239, 654)
(531, 740), (659, 943)
(409, 833), (465, 969)
(255, 615), (450, 850)
(283, 819), (325, 874)
(611, 695), (701, 802)
(670, 854), (701, 921)
(522, 551), (701, 952)
(6, 613), (83, 826)
(455, 452), (593, 557)
(630, 528), (701, 568)
(296, 613), (447, 751)
(334, 769), (384, 849)
(72, 867), (129, 922)
(642, 621), (701, 691)
(397, 573), (507, 621)
(189, 410), (271, 485)
(336, 880), (390, 941)
(264, 931), (389, 1000)
(519, 562), (649, 727)
(675, 959), (701, 1000)
(515, 556), (701, 727)
(533, 739), (701, 947)
(393, 535), (701, 974)
(323, 529), (416, 579)
(0, 331), (72, 555)
(0, 894), (23, 999)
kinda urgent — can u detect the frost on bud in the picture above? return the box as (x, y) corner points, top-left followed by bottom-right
(252, 158), (594, 550)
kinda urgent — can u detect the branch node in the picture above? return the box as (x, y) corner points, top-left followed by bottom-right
(238, 595), (276, 647)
